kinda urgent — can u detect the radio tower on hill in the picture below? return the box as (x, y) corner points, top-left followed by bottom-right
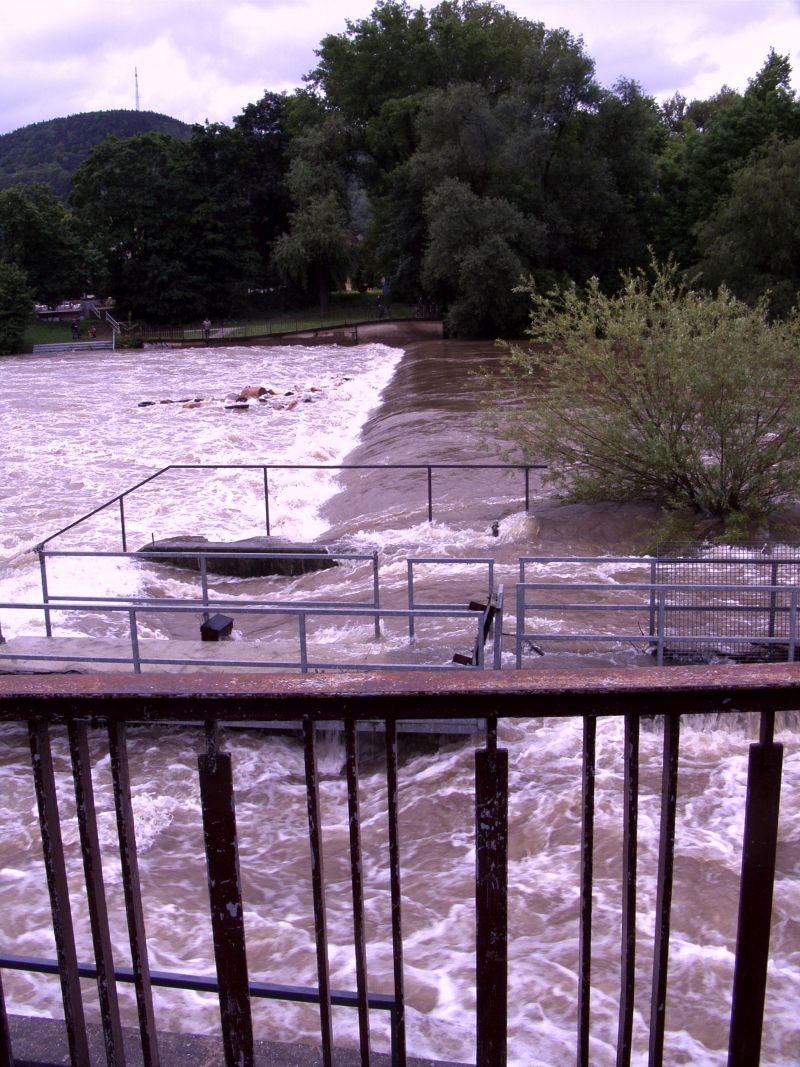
(135, 68), (140, 111)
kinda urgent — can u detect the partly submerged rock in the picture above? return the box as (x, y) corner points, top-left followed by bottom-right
(137, 536), (338, 577)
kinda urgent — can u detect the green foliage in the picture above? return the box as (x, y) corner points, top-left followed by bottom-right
(0, 111), (191, 202)
(696, 137), (800, 316)
(0, 261), (33, 354)
(492, 260), (800, 526)
(271, 118), (355, 315)
(421, 177), (536, 335)
(0, 184), (83, 304)
(653, 51), (800, 268)
(70, 122), (282, 321)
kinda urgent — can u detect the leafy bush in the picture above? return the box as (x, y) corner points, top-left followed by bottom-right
(492, 260), (800, 527)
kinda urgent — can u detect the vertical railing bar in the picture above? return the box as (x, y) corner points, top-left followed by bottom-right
(67, 721), (127, 1066)
(649, 559), (657, 641)
(303, 719), (334, 1067)
(524, 465), (530, 512)
(197, 723), (254, 1067)
(727, 710), (784, 1067)
(0, 972), (11, 1067)
(108, 722), (160, 1067)
(516, 583), (524, 669)
(475, 725), (508, 1067)
(119, 496), (127, 553)
(492, 587), (504, 670)
(385, 720), (407, 1066)
(407, 560), (415, 641)
(345, 721), (371, 1066)
(200, 557), (210, 625)
(657, 591), (666, 667)
(372, 550), (381, 639)
(128, 608), (141, 674)
(263, 467), (271, 536)
(299, 613), (309, 674)
(788, 589), (797, 663)
(577, 714), (596, 1067)
(616, 713), (639, 1067)
(768, 561), (778, 638)
(28, 721), (90, 1066)
(426, 466), (433, 523)
(38, 549), (53, 638)
(648, 713), (681, 1067)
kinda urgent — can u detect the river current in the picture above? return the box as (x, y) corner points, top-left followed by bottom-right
(0, 340), (797, 1065)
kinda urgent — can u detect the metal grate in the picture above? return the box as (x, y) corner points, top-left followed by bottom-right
(655, 543), (800, 661)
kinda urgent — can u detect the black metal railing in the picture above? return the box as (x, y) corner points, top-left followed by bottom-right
(0, 665), (794, 1067)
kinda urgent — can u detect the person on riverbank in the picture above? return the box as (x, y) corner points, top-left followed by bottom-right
(202, 317), (211, 339)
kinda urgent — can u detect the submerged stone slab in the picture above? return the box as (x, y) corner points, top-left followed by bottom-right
(137, 536), (338, 577)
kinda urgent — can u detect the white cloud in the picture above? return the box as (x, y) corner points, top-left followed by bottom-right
(1, 0), (799, 134)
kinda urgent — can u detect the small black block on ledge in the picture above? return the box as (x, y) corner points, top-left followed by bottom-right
(200, 613), (234, 641)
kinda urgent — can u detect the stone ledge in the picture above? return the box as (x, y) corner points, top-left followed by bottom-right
(7, 1015), (471, 1067)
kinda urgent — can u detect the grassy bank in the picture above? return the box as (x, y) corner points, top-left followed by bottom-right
(23, 291), (419, 350)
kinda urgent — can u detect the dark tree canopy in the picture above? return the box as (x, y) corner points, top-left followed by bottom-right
(6, 7), (798, 338)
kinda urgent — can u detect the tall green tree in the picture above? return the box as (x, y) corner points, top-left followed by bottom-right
(0, 260), (32, 354)
(0, 184), (82, 305)
(271, 116), (354, 315)
(71, 133), (194, 320)
(233, 92), (293, 284)
(653, 51), (800, 267)
(696, 137), (800, 316)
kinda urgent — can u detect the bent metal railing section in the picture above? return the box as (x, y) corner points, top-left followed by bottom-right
(35, 462), (545, 554)
(0, 666), (792, 1067)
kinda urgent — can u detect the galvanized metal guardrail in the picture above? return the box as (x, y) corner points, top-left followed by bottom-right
(0, 588), (504, 673)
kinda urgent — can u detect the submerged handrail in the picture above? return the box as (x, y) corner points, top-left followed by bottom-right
(36, 462), (546, 550)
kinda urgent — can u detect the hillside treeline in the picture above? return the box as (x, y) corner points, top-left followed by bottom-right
(1, 1), (799, 338)
(0, 111), (192, 203)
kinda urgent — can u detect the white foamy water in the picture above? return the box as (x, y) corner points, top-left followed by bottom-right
(0, 343), (402, 635)
(0, 343), (798, 1065)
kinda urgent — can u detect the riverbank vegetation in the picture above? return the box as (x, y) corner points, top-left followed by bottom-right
(491, 260), (800, 533)
(0, 2), (799, 345)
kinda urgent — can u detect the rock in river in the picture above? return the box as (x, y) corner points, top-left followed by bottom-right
(138, 536), (338, 577)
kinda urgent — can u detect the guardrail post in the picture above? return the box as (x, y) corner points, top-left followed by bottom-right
(617, 713), (639, 1067)
(263, 467), (271, 535)
(372, 550), (381, 639)
(119, 496), (127, 552)
(407, 560), (416, 640)
(727, 712), (783, 1067)
(0, 972), (11, 1065)
(768, 561), (778, 638)
(37, 548), (53, 638)
(426, 466), (433, 523)
(200, 557), (210, 625)
(68, 722), (127, 1065)
(28, 722), (90, 1066)
(476, 715), (508, 1066)
(198, 724), (254, 1067)
(656, 590), (666, 666)
(128, 609), (141, 673)
(304, 720), (334, 1067)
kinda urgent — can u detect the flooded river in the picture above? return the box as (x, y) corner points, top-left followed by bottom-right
(0, 339), (797, 1064)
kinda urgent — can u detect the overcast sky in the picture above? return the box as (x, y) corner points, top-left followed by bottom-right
(2, 0), (799, 136)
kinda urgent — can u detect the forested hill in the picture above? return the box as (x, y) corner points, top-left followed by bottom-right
(0, 110), (192, 201)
